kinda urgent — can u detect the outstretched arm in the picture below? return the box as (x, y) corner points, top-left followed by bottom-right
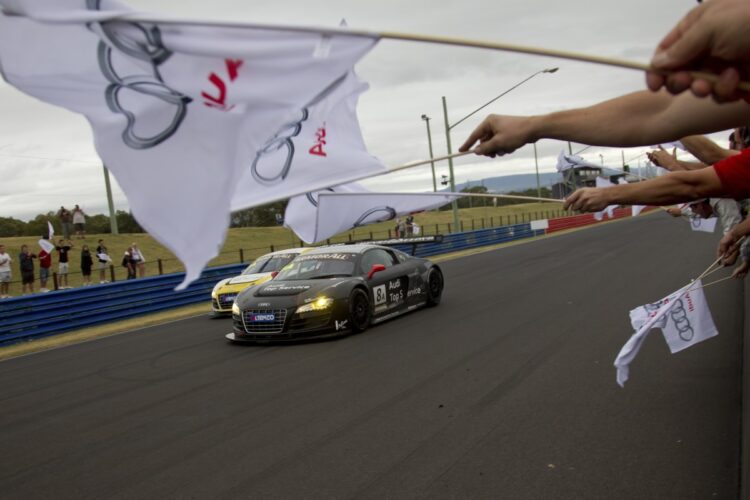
(460, 90), (750, 157)
(563, 167), (723, 212)
(680, 135), (738, 165)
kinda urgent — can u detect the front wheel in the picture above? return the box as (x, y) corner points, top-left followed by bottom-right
(426, 267), (444, 306)
(349, 288), (372, 333)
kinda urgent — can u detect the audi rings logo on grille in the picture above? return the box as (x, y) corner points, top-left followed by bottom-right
(352, 207), (398, 227)
(251, 109), (310, 185)
(87, 0), (192, 149)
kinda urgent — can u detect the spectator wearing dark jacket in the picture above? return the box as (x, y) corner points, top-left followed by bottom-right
(19, 245), (37, 295)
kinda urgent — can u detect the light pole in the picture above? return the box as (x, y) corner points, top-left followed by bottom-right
(442, 96), (461, 232)
(102, 165), (119, 235)
(599, 154), (604, 166)
(440, 67), (559, 233)
(421, 114), (437, 192)
(533, 143), (541, 199)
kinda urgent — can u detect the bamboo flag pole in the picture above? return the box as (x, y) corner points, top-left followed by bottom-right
(5, 10), (750, 92)
(320, 191), (564, 204)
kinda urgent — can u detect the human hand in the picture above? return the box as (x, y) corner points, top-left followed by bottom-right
(459, 114), (536, 157)
(732, 260), (750, 279)
(717, 230), (740, 259)
(665, 207), (683, 217)
(646, 146), (679, 171)
(722, 248), (739, 266)
(646, 0), (750, 103)
(563, 188), (612, 212)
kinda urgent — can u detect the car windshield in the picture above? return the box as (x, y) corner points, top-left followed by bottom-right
(274, 252), (357, 281)
(242, 254), (296, 275)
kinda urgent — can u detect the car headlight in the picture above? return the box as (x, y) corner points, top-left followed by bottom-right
(296, 297), (334, 314)
(232, 302), (241, 315)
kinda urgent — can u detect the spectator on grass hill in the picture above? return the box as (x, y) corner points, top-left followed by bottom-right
(0, 244), (12, 299)
(96, 239), (110, 284)
(122, 247), (136, 280)
(72, 204), (86, 239)
(80, 244), (93, 286)
(130, 243), (146, 278)
(57, 206), (73, 240)
(405, 215), (414, 237)
(19, 244), (37, 295)
(38, 238), (52, 293)
(55, 238), (73, 289)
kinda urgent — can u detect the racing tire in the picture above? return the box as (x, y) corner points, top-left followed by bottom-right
(349, 288), (371, 333)
(426, 267), (444, 306)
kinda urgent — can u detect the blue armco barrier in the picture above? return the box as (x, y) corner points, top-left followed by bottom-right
(393, 223), (543, 258)
(0, 263), (245, 345)
(0, 223), (543, 345)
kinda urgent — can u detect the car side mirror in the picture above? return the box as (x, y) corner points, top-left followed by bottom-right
(367, 264), (386, 280)
(270, 271), (279, 279)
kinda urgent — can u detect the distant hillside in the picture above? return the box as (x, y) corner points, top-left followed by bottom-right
(445, 167), (651, 194)
(445, 173), (561, 193)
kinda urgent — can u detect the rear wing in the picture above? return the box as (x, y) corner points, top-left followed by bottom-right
(334, 235), (444, 255)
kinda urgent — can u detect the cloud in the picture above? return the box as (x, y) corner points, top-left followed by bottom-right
(0, 0), (718, 220)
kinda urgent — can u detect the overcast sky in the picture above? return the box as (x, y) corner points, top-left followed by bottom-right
(0, 0), (721, 221)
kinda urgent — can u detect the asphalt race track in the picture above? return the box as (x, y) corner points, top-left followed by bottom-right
(0, 214), (743, 499)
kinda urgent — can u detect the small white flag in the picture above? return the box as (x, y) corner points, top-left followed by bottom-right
(593, 177), (617, 220)
(615, 279), (718, 386)
(555, 150), (602, 172)
(47, 221), (54, 240)
(38, 238), (55, 253)
(655, 141), (686, 151)
(632, 205), (646, 217)
(689, 216), (718, 233)
(285, 185), (459, 243)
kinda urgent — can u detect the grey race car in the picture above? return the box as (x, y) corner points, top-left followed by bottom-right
(226, 244), (444, 342)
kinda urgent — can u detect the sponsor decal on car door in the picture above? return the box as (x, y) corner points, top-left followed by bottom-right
(372, 276), (408, 314)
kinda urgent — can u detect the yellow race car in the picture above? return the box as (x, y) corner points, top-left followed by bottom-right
(211, 247), (310, 316)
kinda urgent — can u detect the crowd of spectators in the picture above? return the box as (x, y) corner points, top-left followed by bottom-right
(0, 232), (149, 298)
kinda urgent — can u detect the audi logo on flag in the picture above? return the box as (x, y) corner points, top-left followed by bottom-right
(87, 0), (192, 150)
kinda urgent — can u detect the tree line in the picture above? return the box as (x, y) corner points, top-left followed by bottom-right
(2, 189), (552, 237)
(0, 210), (144, 237)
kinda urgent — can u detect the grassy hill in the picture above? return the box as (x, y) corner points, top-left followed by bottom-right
(0, 201), (564, 296)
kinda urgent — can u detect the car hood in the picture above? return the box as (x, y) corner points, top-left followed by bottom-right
(227, 273), (268, 286)
(253, 279), (346, 297)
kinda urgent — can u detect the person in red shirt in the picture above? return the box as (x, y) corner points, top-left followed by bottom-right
(38, 237), (53, 293)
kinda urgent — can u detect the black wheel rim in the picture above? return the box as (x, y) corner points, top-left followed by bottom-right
(429, 271), (442, 296)
(353, 294), (369, 327)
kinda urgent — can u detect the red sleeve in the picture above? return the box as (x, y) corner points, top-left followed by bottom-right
(713, 147), (750, 199)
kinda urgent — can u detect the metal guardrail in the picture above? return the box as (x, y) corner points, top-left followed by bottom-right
(0, 222), (542, 345)
(0, 263), (245, 345)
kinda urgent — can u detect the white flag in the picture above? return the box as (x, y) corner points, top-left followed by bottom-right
(47, 221), (54, 240)
(556, 150), (602, 172)
(593, 177), (617, 220)
(230, 71), (385, 211)
(38, 238), (55, 253)
(285, 185), (459, 243)
(689, 216), (718, 233)
(615, 279), (718, 386)
(0, 0), (377, 288)
(655, 141), (686, 151)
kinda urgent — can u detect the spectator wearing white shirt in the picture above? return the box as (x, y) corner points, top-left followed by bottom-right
(0, 244), (12, 298)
